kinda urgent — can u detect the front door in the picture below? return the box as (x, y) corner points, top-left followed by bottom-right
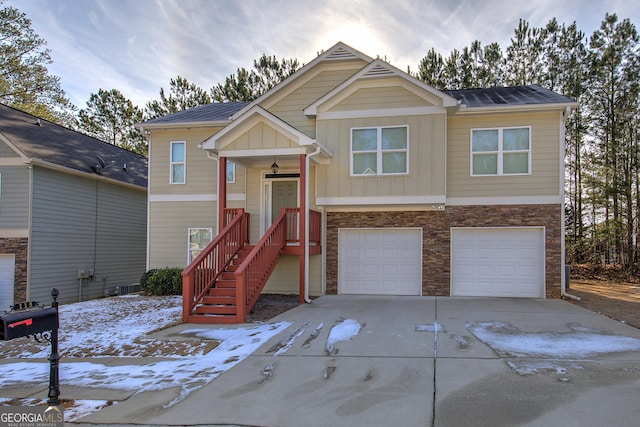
(262, 179), (299, 233)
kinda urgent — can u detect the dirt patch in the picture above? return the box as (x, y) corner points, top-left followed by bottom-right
(567, 265), (640, 329)
(246, 294), (302, 323)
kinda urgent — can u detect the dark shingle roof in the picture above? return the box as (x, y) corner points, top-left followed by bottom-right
(444, 85), (576, 108)
(0, 104), (147, 188)
(143, 102), (249, 125)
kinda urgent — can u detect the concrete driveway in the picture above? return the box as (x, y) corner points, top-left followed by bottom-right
(78, 296), (640, 427)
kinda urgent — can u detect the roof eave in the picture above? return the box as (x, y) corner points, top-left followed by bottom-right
(30, 158), (147, 191)
(453, 101), (579, 115)
(137, 119), (232, 131)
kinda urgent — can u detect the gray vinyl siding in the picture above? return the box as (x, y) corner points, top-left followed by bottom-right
(0, 165), (30, 228)
(0, 141), (19, 157)
(29, 167), (146, 304)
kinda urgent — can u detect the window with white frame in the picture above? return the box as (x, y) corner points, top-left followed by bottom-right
(351, 126), (408, 175)
(471, 127), (531, 176)
(170, 141), (186, 184)
(226, 161), (235, 183)
(188, 228), (212, 263)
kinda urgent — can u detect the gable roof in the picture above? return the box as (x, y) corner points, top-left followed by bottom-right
(0, 103), (147, 188)
(141, 101), (249, 128)
(230, 42), (373, 120)
(304, 59), (459, 117)
(445, 85), (577, 111)
(202, 105), (315, 150)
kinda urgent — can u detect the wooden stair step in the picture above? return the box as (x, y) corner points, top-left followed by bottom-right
(206, 287), (235, 296)
(195, 305), (237, 315)
(215, 279), (236, 288)
(202, 295), (236, 305)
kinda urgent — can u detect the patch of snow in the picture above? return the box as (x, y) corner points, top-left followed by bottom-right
(325, 319), (361, 354)
(468, 321), (640, 358)
(64, 400), (113, 421)
(0, 296), (291, 406)
(415, 322), (444, 332)
(506, 360), (584, 376)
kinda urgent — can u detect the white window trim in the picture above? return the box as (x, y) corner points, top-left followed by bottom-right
(470, 126), (532, 176)
(170, 141), (186, 184)
(188, 227), (213, 263)
(350, 125), (409, 176)
(226, 160), (236, 184)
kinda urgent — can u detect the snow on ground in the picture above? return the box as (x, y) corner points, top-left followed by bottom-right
(325, 318), (361, 354)
(0, 294), (292, 414)
(467, 321), (640, 358)
(0, 295), (214, 358)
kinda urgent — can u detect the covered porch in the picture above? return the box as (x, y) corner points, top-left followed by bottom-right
(182, 105), (331, 324)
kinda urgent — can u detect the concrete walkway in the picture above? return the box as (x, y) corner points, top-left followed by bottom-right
(6, 296), (640, 426)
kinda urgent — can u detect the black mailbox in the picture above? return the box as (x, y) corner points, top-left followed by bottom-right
(0, 307), (58, 341)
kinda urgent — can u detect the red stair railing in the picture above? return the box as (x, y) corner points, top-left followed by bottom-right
(182, 208), (249, 321)
(234, 209), (288, 322)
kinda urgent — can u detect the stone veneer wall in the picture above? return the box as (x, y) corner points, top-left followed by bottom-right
(0, 238), (29, 305)
(325, 204), (562, 298)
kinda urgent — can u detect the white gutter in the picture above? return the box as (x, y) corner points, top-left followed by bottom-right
(304, 145), (322, 303)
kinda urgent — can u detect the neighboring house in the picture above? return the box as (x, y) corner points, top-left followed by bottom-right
(140, 42), (577, 324)
(0, 104), (147, 308)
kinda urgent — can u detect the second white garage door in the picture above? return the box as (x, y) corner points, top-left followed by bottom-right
(451, 227), (545, 298)
(338, 228), (422, 295)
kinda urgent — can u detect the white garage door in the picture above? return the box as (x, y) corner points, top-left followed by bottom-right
(0, 255), (15, 311)
(451, 228), (544, 298)
(338, 228), (422, 295)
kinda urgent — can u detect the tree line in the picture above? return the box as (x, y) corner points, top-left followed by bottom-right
(1, 1), (639, 269)
(414, 14), (640, 270)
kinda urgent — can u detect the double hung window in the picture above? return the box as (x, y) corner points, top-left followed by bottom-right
(471, 127), (530, 176)
(351, 126), (408, 175)
(170, 141), (186, 184)
(188, 228), (212, 263)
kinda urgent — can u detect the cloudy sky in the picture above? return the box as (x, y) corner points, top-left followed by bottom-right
(6, 0), (640, 109)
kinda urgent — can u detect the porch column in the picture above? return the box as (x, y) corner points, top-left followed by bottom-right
(218, 156), (227, 232)
(299, 154), (306, 303)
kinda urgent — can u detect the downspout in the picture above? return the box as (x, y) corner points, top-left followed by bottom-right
(304, 145), (322, 303)
(560, 105), (581, 301)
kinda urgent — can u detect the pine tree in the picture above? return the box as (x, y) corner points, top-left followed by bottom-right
(78, 89), (146, 155)
(0, 1), (75, 125)
(145, 76), (211, 120)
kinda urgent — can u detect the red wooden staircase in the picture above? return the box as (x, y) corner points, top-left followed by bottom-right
(182, 208), (321, 324)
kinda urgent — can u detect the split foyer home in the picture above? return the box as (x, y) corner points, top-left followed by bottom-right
(140, 42), (577, 324)
(0, 104), (148, 308)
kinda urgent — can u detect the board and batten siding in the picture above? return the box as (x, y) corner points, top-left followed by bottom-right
(0, 165), (30, 229)
(227, 122), (299, 151)
(447, 111), (562, 198)
(266, 61), (368, 138)
(29, 167), (146, 304)
(316, 114), (446, 201)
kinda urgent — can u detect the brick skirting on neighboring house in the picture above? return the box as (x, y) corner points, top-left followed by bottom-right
(325, 204), (562, 298)
(0, 237), (28, 305)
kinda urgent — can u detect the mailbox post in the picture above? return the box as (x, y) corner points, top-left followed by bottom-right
(0, 288), (61, 406)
